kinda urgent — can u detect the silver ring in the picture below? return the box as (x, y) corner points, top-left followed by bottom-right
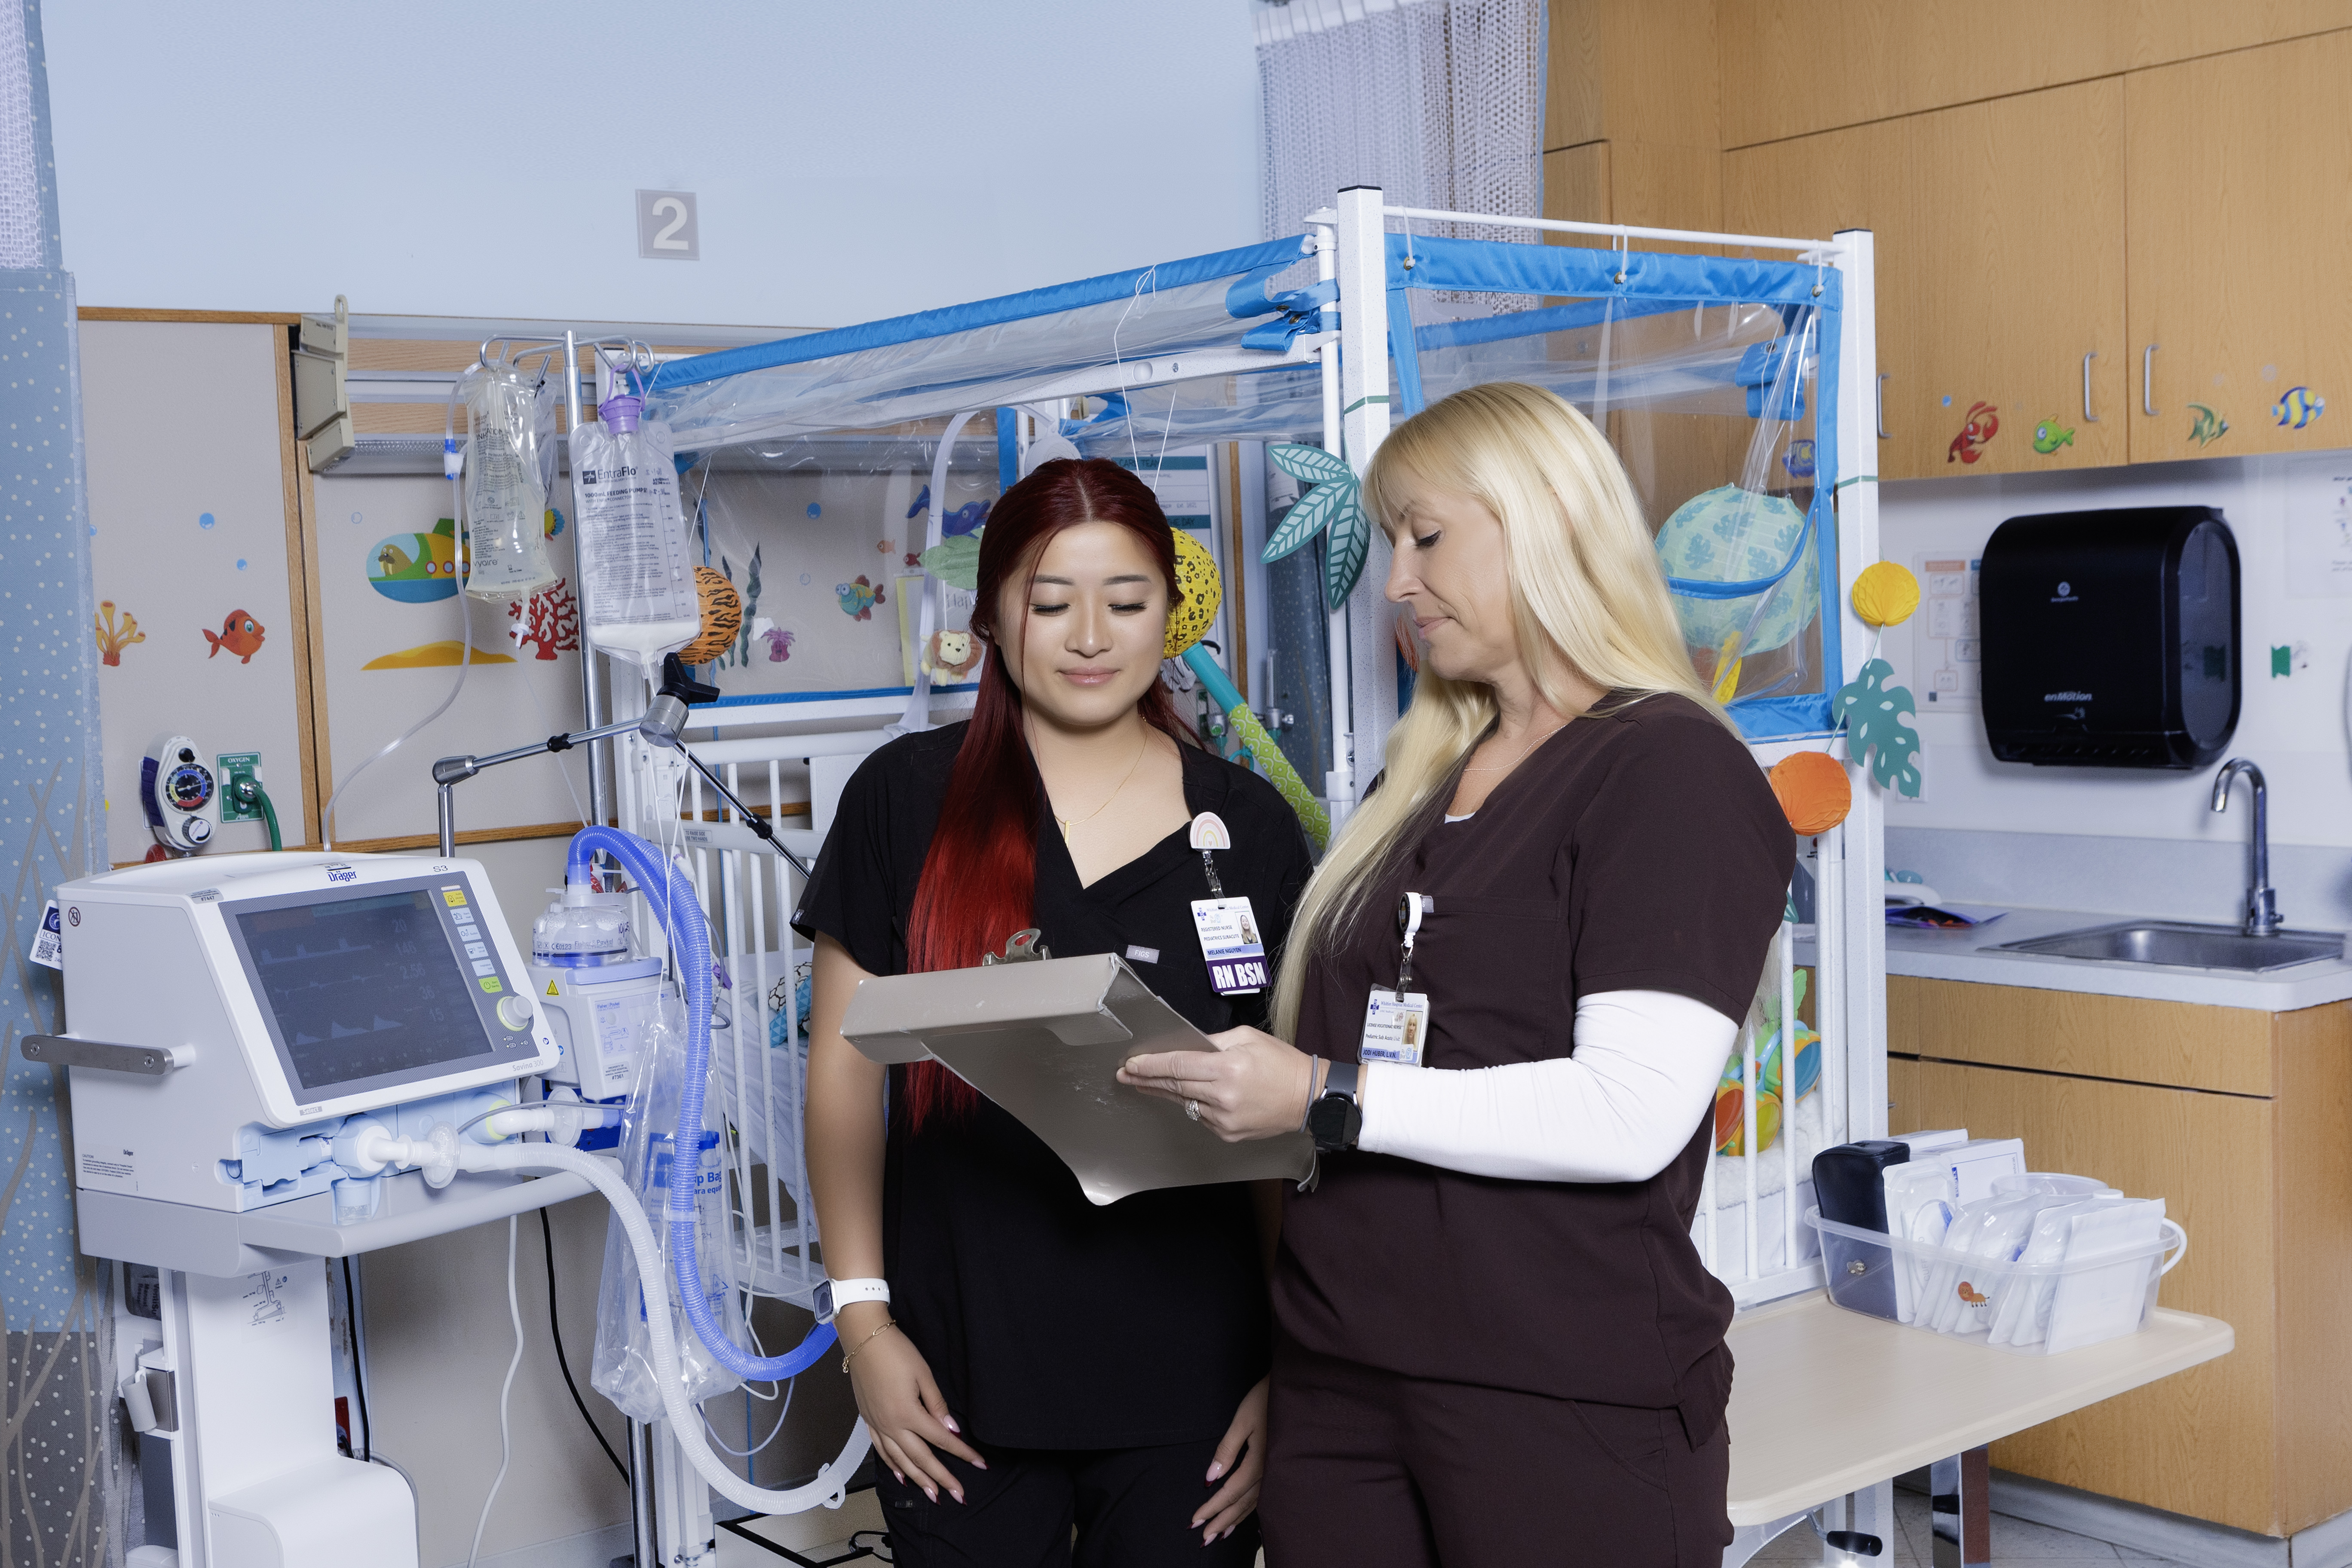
(1186, 1099), (1201, 1122)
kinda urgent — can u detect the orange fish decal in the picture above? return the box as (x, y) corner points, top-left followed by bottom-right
(204, 610), (266, 664)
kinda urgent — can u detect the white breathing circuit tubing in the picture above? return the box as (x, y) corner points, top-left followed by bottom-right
(352, 1126), (871, 1514)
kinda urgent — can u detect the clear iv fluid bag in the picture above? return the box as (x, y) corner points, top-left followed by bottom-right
(571, 396), (699, 665)
(459, 363), (557, 601)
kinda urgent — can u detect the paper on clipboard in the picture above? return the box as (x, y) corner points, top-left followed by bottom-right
(839, 953), (1316, 1204)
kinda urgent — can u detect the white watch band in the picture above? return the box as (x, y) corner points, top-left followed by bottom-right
(823, 1277), (890, 1322)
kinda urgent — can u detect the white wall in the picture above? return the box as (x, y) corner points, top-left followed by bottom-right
(46, 0), (1262, 328)
(1877, 453), (2352, 854)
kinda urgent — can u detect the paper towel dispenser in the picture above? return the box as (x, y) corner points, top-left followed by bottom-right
(1980, 506), (2239, 769)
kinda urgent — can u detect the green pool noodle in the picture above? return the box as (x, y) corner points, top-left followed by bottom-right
(1182, 644), (1329, 850)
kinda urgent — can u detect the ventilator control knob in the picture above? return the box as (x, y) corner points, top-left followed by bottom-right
(496, 995), (533, 1032)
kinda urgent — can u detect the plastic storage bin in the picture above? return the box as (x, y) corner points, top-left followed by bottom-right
(1808, 1206), (2187, 1354)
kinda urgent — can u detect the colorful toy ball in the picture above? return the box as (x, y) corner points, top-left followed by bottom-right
(1770, 750), (1852, 835)
(1851, 560), (1921, 628)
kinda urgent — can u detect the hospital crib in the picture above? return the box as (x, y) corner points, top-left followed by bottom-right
(609, 684), (1866, 1317)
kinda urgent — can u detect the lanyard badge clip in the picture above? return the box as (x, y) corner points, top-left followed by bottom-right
(1394, 892), (1430, 999)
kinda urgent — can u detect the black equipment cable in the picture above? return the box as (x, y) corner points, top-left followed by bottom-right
(344, 1256), (373, 1462)
(541, 1206), (630, 1483)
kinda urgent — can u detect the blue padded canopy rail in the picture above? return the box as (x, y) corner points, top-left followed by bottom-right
(649, 236), (1311, 396)
(1385, 232), (1843, 311)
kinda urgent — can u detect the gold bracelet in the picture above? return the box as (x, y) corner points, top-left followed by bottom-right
(840, 1316), (898, 1374)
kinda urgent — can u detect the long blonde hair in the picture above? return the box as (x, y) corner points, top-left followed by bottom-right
(1270, 381), (1729, 1037)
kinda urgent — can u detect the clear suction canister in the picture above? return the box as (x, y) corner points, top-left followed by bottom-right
(570, 391), (700, 665)
(456, 361), (557, 600)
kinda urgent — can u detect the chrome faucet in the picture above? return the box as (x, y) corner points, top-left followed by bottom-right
(2210, 759), (2281, 936)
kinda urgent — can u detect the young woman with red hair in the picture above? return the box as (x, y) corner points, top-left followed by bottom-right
(796, 457), (1313, 1566)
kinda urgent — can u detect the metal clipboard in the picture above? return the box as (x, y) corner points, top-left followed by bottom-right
(839, 952), (1315, 1204)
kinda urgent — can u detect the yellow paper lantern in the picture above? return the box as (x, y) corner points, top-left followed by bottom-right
(1165, 527), (1222, 658)
(1852, 560), (1921, 628)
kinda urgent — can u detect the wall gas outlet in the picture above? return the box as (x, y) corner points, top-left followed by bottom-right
(217, 753), (263, 822)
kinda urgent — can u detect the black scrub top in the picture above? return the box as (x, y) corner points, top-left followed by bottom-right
(1275, 694), (1794, 1444)
(794, 721), (1316, 1450)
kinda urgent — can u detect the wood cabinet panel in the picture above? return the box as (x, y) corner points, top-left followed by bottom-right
(1718, 2), (2352, 150)
(1901, 80), (2127, 476)
(1545, 0), (1719, 153)
(1722, 114), (1912, 471)
(1726, 81), (2125, 480)
(2269, 1002), (2352, 1531)
(1888, 1056), (2277, 1532)
(1888, 977), (2274, 1096)
(2125, 32), (2352, 461)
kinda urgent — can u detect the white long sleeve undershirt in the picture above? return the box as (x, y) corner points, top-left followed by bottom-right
(1354, 989), (1735, 1184)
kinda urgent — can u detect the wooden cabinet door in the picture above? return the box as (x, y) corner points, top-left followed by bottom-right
(1903, 79), (2127, 477)
(2126, 31), (2352, 461)
(1726, 79), (2125, 479)
(1724, 116), (1914, 472)
(1889, 1057), (2279, 1532)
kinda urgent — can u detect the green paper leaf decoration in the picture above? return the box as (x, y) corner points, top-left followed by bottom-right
(918, 530), (981, 591)
(1262, 478), (1348, 564)
(1323, 485), (1371, 610)
(1830, 657), (1922, 797)
(1269, 442), (1352, 486)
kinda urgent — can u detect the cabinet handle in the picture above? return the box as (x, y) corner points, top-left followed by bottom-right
(2142, 344), (2159, 416)
(1877, 373), (1890, 441)
(2082, 352), (2098, 422)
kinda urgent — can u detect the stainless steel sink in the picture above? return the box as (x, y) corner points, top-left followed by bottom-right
(1993, 921), (2346, 973)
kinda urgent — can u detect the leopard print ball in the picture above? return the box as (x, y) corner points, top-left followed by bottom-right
(1164, 527), (1222, 658)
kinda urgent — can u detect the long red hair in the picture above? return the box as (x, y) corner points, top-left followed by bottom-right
(899, 457), (1195, 1131)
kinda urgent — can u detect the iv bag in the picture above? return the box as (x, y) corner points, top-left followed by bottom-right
(591, 991), (746, 1419)
(570, 395), (700, 665)
(457, 362), (557, 601)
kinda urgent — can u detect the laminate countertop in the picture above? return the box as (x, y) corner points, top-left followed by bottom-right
(1796, 906), (2352, 1012)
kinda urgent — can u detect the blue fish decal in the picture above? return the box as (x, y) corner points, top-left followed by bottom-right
(833, 574), (883, 622)
(2272, 386), (2325, 430)
(905, 485), (990, 539)
(1781, 440), (1816, 479)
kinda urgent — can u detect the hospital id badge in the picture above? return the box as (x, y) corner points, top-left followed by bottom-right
(1190, 897), (1268, 995)
(1360, 989), (1430, 1066)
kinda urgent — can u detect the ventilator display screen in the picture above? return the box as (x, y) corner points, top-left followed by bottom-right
(222, 873), (524, 1102)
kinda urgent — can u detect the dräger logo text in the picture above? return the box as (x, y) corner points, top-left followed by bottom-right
(325, 864), (358, 884)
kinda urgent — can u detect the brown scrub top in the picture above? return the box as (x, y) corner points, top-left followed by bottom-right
(1273, 692), (1794, 1442)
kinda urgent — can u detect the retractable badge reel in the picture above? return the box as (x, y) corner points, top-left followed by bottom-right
(1360, 893), (1432, 1066)
(1186, 812), (1268, 995)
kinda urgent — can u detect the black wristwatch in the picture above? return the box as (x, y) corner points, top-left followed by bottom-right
(1305, 1057), (1362, 1152)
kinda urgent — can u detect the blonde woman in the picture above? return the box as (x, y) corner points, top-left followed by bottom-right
(1119, 383), (1794, 1566)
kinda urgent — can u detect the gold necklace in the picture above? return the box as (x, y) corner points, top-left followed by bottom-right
(1461, 717), (1566, 774)
(1053, 736), (1150, 842)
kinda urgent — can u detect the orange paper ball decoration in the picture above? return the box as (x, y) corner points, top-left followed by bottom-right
(679, 567), (744, 665)
(1770, 750), (1853, 836)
